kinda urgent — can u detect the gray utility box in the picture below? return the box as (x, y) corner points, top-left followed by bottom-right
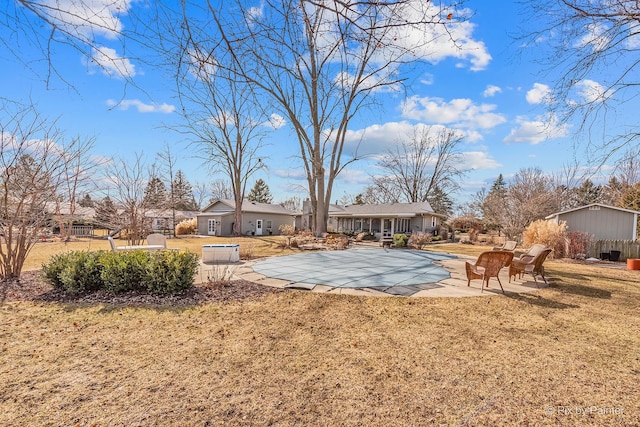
(202, 244), (240, 263)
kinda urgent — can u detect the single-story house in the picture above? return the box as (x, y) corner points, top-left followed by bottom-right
(297, 200), (446, 237)
(44, 201), (97, 236)
(197, 199), (295, 236)
(545, 203), (639, 240)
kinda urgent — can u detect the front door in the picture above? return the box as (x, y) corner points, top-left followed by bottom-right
(207, 219), (217, 236)
(256, 219), (263, 236)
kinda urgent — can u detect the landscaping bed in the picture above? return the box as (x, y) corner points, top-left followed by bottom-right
(1, 270), (280, 306)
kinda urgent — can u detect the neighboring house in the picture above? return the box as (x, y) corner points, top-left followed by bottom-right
(197, 199), (295, 236)
(44, 201), (96, 236)
(545, 203), (640, 240)
(145, 209), (199, 232)
(297, 200), (446, 237)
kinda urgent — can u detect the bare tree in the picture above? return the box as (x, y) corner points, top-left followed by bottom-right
(2, 1), (157, 89)
(0, 101), (77, 279)
(279, 196), (302, 213)
(502, 168), (556, 239)
(103, 153), (149, 245)
(170, 0), (466, 235)
(613, 146), (640, 187)
(359, 177), (404, 204)
(55, 136), (102, 242)
(192, 180), (210, 211)
(208, 179), (234, 203)
(367, 127), (467, 204)
(522, 0), (640, 161)
(170, 36), (266, 236)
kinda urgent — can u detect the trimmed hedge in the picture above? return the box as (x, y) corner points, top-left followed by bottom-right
(42, 250), (199, 295)
(43, 251), (104, 294)
(393, 233), (409, 248)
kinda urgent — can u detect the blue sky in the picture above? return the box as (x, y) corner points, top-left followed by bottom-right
(1, 0), (628, 207)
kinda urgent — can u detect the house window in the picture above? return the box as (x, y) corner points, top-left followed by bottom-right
(266, 220), (273, 230)
(431, 216), (437, 228)
(397, 218), (410, 233)
(589, 206), (601, 211)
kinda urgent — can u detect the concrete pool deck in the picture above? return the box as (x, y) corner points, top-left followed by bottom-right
(200, 247), (548, 297)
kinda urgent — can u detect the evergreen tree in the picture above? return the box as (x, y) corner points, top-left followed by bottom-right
(247, 179), (273, 203)
(482, 174), (508, 233)
(489, 174), (507, 198)
(601, 176), (628, 206)
(143, 176), (168, 208)
(94, 196), (119, 227)
(78, 194), (94, 208)
(618, 182), (640, 211)
(172, 170), (197, 211)
(570, 179), (602, 208)
(427, 185), (454, 217)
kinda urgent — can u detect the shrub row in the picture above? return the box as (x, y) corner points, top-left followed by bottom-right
(43, 250), (199, 295)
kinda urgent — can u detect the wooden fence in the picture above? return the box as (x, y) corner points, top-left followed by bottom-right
(590, 240), (640, 261)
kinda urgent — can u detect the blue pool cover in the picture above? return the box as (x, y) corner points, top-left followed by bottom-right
(252, 249), (455, 290)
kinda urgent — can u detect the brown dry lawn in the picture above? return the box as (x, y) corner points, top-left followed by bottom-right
(2, 241), (640, 426)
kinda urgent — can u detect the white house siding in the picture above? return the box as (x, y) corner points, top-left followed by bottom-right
(557, 206), (636, 240)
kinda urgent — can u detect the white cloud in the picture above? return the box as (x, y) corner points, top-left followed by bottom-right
(464, 130), (484, 143)
(405, 5), (491, 71)
(526, 83), (552, 104)
(483, 85), (502, 97)
(245, 3), (264, 22)
(35, 0), (131, 40)
(335, 169), (371, 186)
(265, 113), (286, 129)
(577, 22), (610, 52)
(88, 46), (136, 79)
(365, 2), (491, 71)
(460, 151), (502, 170)
(273, 169), (307, 180)
(420, 73), (435, 85)
(341, 121), (475, 158)
(503, 115), (569, 144)
(334, 71), (400, 94)
(575, 79), (608, 103)
(106, 99), (175, 114)
(401, 95), (506, 129)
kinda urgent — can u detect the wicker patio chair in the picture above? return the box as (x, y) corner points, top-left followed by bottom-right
(466, 250), (514, 294)
(493, 240), (517, 251)
(509, 247), (552, 285)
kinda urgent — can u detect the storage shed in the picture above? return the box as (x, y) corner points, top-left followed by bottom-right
(545, 203), (639, 240)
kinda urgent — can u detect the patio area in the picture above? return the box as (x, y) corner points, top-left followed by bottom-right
(224, 248), (547, 297)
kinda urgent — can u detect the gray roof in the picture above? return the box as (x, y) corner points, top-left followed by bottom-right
(545, 203), (640, 219)
(201, 199), (293, 216)
(329, 201), (444, 218)
(145, 209), (199, 219)
(44, 202), (96, 219)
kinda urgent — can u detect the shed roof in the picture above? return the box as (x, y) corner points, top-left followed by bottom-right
(545, 203), (640, 219)
(201, 199), (293, 216)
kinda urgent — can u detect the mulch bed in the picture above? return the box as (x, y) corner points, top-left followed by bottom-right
(0, 270), (282, 306)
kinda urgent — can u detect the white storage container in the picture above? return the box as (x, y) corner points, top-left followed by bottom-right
(202, 244), (240, 263)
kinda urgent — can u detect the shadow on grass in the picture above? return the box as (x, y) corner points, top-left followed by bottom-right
(505, 291), (580, 310)
(549, 271), (612, 299)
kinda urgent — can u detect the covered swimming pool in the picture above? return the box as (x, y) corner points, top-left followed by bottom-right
(252, 248), (456, 296)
